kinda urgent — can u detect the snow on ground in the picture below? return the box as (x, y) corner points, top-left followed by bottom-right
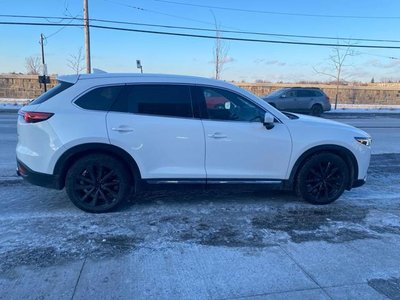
(327, 104), (400, 114)
(0, 99), (28, 111)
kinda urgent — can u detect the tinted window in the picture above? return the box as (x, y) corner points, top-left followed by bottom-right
(283, 90), (296, 97)
(30, 81), (73, 105)
(313, 90), (323, 97)
(111, 85), (193, 118)
(75, 86), (123, 111)
(202, 87), (264, 122)
(297, 90), (314, 97)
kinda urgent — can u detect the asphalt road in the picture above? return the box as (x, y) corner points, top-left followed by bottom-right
(324, 113), (400, 154)
(1, 112), (400, 299)
(0, 113), (17, 178)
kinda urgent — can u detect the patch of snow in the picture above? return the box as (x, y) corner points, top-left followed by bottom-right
(0, 103), (23, 110)
(327, 104), (400, 114)
(0, 98), (29, 111)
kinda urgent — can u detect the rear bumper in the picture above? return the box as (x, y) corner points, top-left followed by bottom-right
(17, 159), (62, 190)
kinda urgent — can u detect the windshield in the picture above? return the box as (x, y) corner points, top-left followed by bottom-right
(29, 81), (73, 105)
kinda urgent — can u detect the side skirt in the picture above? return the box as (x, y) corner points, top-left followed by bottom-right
(141, 179), (285, 191)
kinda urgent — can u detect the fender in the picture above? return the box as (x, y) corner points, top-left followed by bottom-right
(53, 143), (141, 189)
(285, 144), (358, 190)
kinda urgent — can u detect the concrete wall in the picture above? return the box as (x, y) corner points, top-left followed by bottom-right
(1, 75), (400, 105)
(0, 75), (57, 99)
(236, 83), (400, 105)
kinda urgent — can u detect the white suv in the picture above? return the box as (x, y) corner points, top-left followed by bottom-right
(17, 73), (371, 213)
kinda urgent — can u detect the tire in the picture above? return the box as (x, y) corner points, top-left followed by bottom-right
(310, 104), (323, 116)
(296, 153), (349, 205)
(65, 154), (131, 213)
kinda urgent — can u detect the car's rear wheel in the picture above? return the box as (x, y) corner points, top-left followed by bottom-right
(65, 154), (131, 213)
(296, 153), (349, 205)
(310, 104), (323, 116)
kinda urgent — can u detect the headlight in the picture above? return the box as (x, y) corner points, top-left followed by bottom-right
(355, 137), (372, 146)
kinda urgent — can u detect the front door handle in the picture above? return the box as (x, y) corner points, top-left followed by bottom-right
(112, 126), (134, 133)
(208, 132), (227, 139)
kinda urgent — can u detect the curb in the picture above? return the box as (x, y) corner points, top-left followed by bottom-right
(0, 176), (23, 185)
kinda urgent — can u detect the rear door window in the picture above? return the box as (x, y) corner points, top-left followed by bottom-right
(297, 90), (314, 97)
(74, 85), (123, 111)
(111, 84), (193, 118)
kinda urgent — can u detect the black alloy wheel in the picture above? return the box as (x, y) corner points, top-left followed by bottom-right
(66, 154), (131, 213)
(296, 153), (349, 205)
(311, 104), (323, 116)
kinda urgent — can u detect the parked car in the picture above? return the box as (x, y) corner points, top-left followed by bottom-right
(262, 87), (331, 116)
(17, 73), (371, 213)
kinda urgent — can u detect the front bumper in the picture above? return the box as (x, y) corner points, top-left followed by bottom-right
(17, 159), (62, 190)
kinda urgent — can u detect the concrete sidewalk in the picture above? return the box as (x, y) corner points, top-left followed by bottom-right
(1, 239), (399, 299)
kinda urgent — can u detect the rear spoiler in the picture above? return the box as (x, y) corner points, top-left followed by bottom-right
(56, 74), (80, 84)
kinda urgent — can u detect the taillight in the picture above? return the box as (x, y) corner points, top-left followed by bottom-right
(18, 111), (54, 123)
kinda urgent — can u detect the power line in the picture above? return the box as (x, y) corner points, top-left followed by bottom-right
(45, 0), (82, 40)
(45, 17), (80, 39)
(2, 14), (400, 44)
(357, 51), (400, 60)
(3, 21), (400, 49)
(103, 0), (216, 27)
(149, 0), (400, 20)
(90, 24), (400, 49)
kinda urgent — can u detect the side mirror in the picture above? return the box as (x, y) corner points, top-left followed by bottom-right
(263, 112), (275, 130)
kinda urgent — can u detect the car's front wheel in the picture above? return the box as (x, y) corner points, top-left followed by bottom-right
(296, 153), (349, 205)
(65, 154), (131, 213)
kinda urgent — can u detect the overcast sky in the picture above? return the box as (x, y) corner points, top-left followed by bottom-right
(1, 0), (400, 82)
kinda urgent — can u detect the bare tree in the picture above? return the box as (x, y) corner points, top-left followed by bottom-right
(67, 47), (85, 74)
(212, 13), (230, 80)
(25, 56), (41, 75)
(313, 41), (356, 109)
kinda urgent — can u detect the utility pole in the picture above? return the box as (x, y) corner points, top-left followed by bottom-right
(40, 33), (47, 92)
(83, 0), (91, 73)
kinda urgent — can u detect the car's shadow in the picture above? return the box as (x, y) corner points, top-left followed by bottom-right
(122, 187), (302, 210)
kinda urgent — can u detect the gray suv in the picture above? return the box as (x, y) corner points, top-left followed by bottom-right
(262, 87), (331, 116)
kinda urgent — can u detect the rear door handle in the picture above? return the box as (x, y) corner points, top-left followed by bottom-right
(112, 126), (134, 133)
(208, 132), (227, 139)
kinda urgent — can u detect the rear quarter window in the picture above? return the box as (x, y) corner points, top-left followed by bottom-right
(29, 81), (73, 105)
(312, 90), (323, 97)
(74, 85), (123, 111)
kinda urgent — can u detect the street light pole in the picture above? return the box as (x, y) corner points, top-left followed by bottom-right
(83, 0), (91, 74)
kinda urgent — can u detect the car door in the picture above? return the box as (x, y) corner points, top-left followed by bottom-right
(279, 90), (297, 110)
(106, 84), (206, 179)
(296, 89), (313, 110)
(196, 86), (292, 180)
